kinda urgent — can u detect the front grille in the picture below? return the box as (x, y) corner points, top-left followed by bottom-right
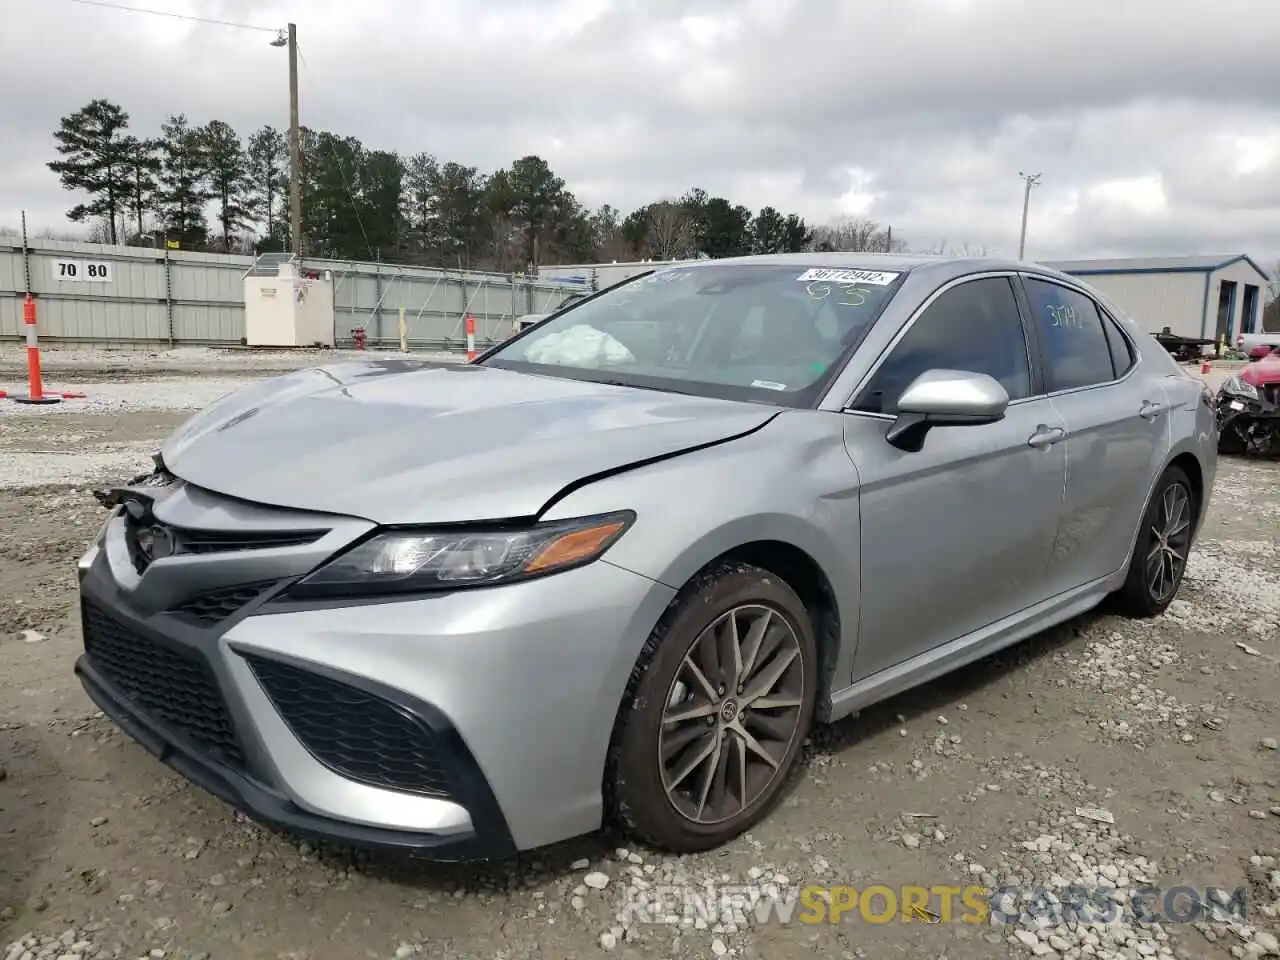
(82, 599), (245, 770)
(245, 654), (452, 798)
(122, 509), (326, 575)
(179, 529), (327, 554)
(169, 581), (276, 627)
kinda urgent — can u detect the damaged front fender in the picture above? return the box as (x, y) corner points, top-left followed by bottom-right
(91, 453), (176, 510)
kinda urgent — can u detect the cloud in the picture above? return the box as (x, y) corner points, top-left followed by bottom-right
(2, 0), (1278, 267)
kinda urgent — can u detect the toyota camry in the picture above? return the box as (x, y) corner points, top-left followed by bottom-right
(75, 253), (1217, 861)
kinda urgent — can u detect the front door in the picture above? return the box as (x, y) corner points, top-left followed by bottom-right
(845, 275), (1068, 681)
(1019, 276), (1170, 594)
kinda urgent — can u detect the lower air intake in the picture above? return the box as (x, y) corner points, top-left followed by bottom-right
(243, 654), (453, 799)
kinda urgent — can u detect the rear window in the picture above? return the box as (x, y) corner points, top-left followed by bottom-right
(1023, 278), (1118, 391)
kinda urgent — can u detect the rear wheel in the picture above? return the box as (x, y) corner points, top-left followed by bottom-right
(606, 562), (817, 853)
(1112, 466), (1196, 618)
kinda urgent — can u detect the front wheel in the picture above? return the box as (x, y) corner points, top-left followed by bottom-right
(1216, 412), (1248, 455)
(606, 562), (817, 853)
(1111, 466), (1196, 618)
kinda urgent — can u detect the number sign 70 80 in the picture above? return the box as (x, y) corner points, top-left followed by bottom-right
(53, 259), (113, 283)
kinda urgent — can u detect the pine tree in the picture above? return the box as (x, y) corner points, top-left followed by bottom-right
(202, 120), (252, 251)
(245, 126), (288, 248)
(156, 114), (213, 248)
(47, 99), (133, 244)
(119, 136), (162, 241)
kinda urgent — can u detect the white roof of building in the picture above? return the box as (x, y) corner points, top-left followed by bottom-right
(1043, 254), (1271, 279)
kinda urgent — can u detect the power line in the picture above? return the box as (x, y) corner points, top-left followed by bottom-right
(63, 0), (278, 33)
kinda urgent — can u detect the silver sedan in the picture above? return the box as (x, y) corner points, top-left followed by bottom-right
(74, 253), (1217, 860)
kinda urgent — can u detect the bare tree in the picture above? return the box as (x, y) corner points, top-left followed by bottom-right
(484, 212), (523, 272)
(0, 224), (88, 241)
(918, 240), (994, 257)
(1263, 260), (1280, 332)
(809, 215), (904, 253)
(644, 201), (697, 260)
(86, 218), (117, 244)
(34, 225), (89, 242)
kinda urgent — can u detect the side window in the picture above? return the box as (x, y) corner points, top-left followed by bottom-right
(1100, 310), (1135, 377)
(853, 277), (1031, 414)
(1024, 279), (1117, 391)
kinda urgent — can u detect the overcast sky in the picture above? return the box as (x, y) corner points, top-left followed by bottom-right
(2, 0), (1279, 269)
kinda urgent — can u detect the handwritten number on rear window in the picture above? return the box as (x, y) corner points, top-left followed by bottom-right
(806, 281), (867, 307)
(1047, 304), (1083, 329)
(838, 284), (868, 307)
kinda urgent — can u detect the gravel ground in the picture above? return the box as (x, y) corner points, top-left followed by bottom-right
(2, 358), (1279, 960)
(0, 344), (466, 385)
(0, 345), (467, 489)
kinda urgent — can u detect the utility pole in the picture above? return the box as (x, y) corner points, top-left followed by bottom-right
(287, 22), (302, 262)
(1018, 172), (1041, 260)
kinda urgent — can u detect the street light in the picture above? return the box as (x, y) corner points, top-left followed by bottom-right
(58, 3), (302, 259)
(1018, 172), (1041, 260)
(270, 24), (302, 263)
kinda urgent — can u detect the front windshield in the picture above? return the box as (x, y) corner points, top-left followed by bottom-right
(482, 263), (905, 407)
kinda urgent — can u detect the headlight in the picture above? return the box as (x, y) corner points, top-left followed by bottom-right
(1222, 376), (1258, 400)
(281, 511), (635, 600)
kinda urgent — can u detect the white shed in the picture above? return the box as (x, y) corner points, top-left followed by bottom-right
(1042, 255), (1273, 345)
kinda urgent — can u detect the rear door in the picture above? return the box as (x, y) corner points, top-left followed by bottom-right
(845, 274), (1068, 680)
(1017, 275), (1169, 594)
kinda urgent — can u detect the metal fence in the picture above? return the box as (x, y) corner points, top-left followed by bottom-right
(0, 234), (589, 349)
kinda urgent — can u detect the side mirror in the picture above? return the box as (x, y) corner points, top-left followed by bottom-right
(885, 369), (1010, 452)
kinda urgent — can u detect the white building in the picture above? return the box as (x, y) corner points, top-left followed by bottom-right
(536, 259), (701, 292)
(1043, 255), (1273, 343)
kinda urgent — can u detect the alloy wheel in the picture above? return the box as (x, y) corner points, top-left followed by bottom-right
(658, 604), (806, 825)
(1145, 481), (1192, 604)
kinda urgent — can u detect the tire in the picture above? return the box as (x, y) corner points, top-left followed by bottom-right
(1111, 466), (1196, 618)
(1217, 437), (1246, 456)
(1217, 421), (1247, 456)
(606, 561), (818, 854)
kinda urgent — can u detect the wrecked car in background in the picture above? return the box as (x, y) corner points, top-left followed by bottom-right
(1217, 347), (1280, 456)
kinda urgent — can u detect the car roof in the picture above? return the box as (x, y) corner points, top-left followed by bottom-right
(657, 252), (1078, 285)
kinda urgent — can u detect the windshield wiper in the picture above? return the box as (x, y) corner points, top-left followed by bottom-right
(595, 378), (696, 396)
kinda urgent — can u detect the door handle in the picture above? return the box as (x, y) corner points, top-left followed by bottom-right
(1139, 400), (1166, 420)
(1027, 425), (1066, 449)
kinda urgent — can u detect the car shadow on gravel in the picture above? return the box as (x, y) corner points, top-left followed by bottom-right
(297, 827), (614, 892)
(316, 611), (1099, 890)
(0, 725), (73, 941)
(812, 609), (1100, 756)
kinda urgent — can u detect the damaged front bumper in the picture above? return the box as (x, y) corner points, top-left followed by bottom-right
(1215, 388), (1280, 456)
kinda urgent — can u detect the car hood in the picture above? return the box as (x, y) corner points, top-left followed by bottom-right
(1241, 358), (1280, 388)
(160, 359), (777, 525)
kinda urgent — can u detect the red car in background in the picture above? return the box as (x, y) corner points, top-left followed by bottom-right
(1217, 346), (1280, 455)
